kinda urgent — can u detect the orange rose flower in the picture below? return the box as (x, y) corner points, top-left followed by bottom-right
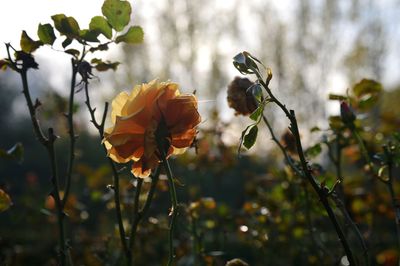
(103, 80), (201, 178)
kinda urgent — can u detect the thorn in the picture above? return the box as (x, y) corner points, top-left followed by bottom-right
(34, 99), (42, 109)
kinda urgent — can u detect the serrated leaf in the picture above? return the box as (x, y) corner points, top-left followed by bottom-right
(79, 29), (100, 42)
(116, 26), (144, 44)
(0, 189), (12, 212)
(243, 125), (258, 149)
(0, 143), (24, 163)
(89, 16), (113, 39)
(64, 49), (80, 57)
(20, 31), (42, 53)
(37, 23), (56, 45)
(249, 106), (263, 121)
(102, 0), (131, 32)
(305, 143), (322, 158)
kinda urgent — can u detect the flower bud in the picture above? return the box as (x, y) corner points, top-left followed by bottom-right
(340, 101), (356, 125)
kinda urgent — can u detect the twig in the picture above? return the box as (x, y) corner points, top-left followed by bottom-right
(11, 43), (68, 265)
(251, 67), (357, 265)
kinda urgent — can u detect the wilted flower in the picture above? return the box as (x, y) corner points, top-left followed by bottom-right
(103, 80), (201, 178)
(227, 77), (258, 116)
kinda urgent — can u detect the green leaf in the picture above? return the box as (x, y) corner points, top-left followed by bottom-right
(89, 16), (113, 39)
(328, 94), (347, 101)
(64, 49), (80, 57)
(353, 79), (382, 98)
(37, 23), (56, 45)
(89, 43), (109, 52)
(79, 29), (100, 42)
(0, 59), (11, 71)
(51, 14), (80, 38)
(0, 143), (24, 163)
(62, 37), (73, 48)
(310, 126), (321, 132)
(115, 26), (144, 44)
(328, 116), (344, 131)
(0, 189), (12, 212)
(305, 143), (322, 158)
(249, 105), (263, 121)
(248, 83), (263, 103)
(102, 0), (132, 32)
(243, 125), (258, 149)
(95, 61), (120, 71)
(20, 31), (42, 53)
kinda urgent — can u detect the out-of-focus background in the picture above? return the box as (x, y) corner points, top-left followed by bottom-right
(1, 0), (400, 265)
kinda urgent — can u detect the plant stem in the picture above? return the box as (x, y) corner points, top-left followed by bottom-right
(159, 150), (178, 266)
(384, 147), (400, 253)
(327, 134), (369, 265)
(47, 128), (67, 266)
(289, 110), (357, 266)
(62, 59), (79, 208)
(19, 68), (67, 266)
(83, 81), (129, 260)
(254, 72), (356, 265)
(126, 178), (143, 266)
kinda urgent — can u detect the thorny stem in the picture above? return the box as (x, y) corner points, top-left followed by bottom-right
(127, 167), (161, 266)
(327, 134), (370, 265)
(384, 146), (400, 253)
(254, 70), (357, 265)
(62, 59), (79, 208)
(18, 63), (67, 265)
(83, 80), (129, 260)
(63, 48), (87, 208)
(262, 115), (302, 177)
(302, 182), (328, 262)
(127, 178), (143, 266)
(331, 194), (370, 266)
(159, 149), (179, 266)
(47, 128), (67, 266)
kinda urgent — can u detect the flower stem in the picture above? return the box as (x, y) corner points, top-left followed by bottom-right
(159, 151), (178, 266)
(254, 72), (356, 265)
(127, 167), (161, 266)
(83, 80), (129, 261)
